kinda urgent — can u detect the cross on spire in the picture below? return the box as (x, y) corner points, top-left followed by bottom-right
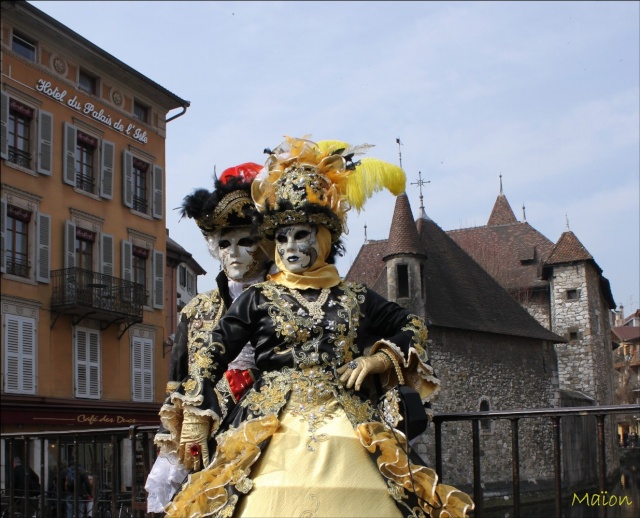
(499, 174), (503, 194)
(411, 171), (430, 218)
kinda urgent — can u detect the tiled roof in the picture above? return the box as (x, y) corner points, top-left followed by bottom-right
(487, 194), (518, 226)
(545, 231), (594, 265)
(612, 326), (640, 343)
(384, 193), (426, 258)
(448, 223), (554, 292)
(346, 219), (565, 342)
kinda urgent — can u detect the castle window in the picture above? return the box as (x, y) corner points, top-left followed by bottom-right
(479, 398), (494, 434)
(12, 32), (36, 62)
(566, 289), (579, 301)
(397, 264), (409, 298)
(569, 331), (579, 341)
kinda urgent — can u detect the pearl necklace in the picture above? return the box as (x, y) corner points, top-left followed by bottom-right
(289, 288), (331, 322)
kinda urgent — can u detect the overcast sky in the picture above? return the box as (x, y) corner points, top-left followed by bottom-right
(31, 1), (640, 314)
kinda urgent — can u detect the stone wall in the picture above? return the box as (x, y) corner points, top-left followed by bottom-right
(414, 327), (560, 487)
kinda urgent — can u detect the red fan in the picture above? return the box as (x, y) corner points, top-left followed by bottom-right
(219, 162), (262, 184)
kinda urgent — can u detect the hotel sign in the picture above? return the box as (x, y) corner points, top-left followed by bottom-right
(36, 79), (148, 144)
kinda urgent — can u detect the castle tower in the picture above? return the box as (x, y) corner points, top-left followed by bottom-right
(382, 193), (428, 318)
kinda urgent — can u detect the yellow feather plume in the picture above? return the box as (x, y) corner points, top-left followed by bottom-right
(317, 140), (350, 155)
(345, 157), (406, 211)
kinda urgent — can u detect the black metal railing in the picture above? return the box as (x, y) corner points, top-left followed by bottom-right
(8, 146), (31, 169)
(5, 257), (30, 278)
(132, 196), (147, 214)
(433, 404), (640, 517)
(75, 172), (96, 194)
(50, 268), (145, 323)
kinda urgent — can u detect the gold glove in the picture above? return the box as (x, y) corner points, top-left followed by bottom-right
(337, 352), (392, 391)
(178, 411), (211, 471)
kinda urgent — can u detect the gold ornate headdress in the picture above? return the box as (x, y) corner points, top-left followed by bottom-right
(252, 136), (406, 242)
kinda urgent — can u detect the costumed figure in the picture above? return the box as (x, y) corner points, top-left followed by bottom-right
(165, 136), (474, 518)
(146, 162), (275, 512)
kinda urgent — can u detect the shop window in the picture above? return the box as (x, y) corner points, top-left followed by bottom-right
(74, 327), (101, 399)
(62, 123), (114, 199)
(133, 100), (149, 123)
(122, 151), (163, 219)
(397, 264), (409, 298)
(78, 69), (97, 95)
(132, 336), (153, 402)
(12, 32), (36, 62)
(1, 196), (51, 284)
(3, 313), (37, 394)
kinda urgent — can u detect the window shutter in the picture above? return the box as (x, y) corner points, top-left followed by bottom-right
(122, 151), (133, 208)
(65, 220), (76, 269)
(75, 327), (100, 399)
(153, 249), (164, 309)
(121, 240), (132, 281)
(0, 199), (6, 273)
(132, 337), (153, 401)
(4, 315), (36, 394)
(0, 92), (8, 160)
(100, 140), (115, 199)
(38, 110), (53, 176)
(152, 165), (164, 219)
(36, 212), (51, 283)
(63, 123), (77, 186)
(101, 233), (114, 277)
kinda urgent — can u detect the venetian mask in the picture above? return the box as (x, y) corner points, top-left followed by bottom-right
(217, 227), (263, 281)
(275, 223), (319, 274)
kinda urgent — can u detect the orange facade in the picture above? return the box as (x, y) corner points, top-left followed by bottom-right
(1, 2), (189, 432)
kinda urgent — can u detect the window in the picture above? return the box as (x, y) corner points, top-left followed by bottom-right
(566, 289), (579, 301)
(187, 271), (195, 295)
(569, 331), (579, 341)
(76, 229), (96, 271)
(5, 205), (31, 277)
(12, 32), (36, 62)
(133, 101), (149, 123)
(479, 398), (494, 434)
(75, 327), (100, 399)
(8, 99), (34, 169)
(132, 336), (153, 401)
(1, 93), (53, 175)
(133, 246), (149, 305)
(122, 151), (163, 219)
(62, 123), (114, 198)
(132, 159), (148, 213)
(1, 197), (51, 283)
(179, 265), (187, 288)
(78, 69), (97, 95)
(397, 264), (409, 298)
(3, 314), (36, 394)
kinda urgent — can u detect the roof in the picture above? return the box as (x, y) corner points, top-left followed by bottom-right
(383, 193), (427, 259)
(612, 326), (640, 344)
(487, 194), (518, 226)
(545, 231), (593, 265)
(166, 234), (206, 275)
(448, 222), (554, 292)
(346, 199), (565, 343)
(5, 1), (190, 111)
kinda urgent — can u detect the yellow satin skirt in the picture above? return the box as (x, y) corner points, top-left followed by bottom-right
(236, 398), (403, 518)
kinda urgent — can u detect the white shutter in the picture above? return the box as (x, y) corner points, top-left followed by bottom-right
(132, 337), (153, 402)
(0, 199), (6, 273)
(121, 240), (132, 281)
(63, 123), (77, 186)
(75, 327), (100, 399)
(153, 249), (164, 309)
(0, 91), (8, 160)
(152, 165), (163, 219)
(64, 220), (76, 269)
(36, 213), (51, 283)
(37, 110), (53, 176)
(4, 314), (36, 394)
(100, 233), (114, 277)
(122, 151), (133, 208)
(100, 140), (115, 199)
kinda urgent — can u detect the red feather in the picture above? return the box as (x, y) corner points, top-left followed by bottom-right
(219, 162), (262, 184)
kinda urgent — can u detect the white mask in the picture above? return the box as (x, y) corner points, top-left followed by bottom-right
(217, 228), (263, 281)
(275, 224), (319, 274)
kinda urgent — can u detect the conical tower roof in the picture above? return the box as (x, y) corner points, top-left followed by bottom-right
(488, 194), (518, 226)
(383, 193), (427, 259)
(546, 230), (593, 265)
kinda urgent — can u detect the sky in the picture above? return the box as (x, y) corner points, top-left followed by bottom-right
(30, 0), (640, 315)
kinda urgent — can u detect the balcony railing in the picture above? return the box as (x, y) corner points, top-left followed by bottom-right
(51, 268), (145, 326)
(8, 146), (31, 168)
(5, 257), (30, 277)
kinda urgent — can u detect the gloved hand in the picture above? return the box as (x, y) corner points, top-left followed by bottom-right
(337, 352), (392, 391)
(178, 411), (211, 471)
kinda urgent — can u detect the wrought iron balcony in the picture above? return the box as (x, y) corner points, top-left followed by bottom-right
(51, 268), (145, 330)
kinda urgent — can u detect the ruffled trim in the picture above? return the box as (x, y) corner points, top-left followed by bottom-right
(165, 414), (280, 518)
(372, 340), (441, 403)
(357, 421), (474, 518)
(158, 403), (182, 452)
